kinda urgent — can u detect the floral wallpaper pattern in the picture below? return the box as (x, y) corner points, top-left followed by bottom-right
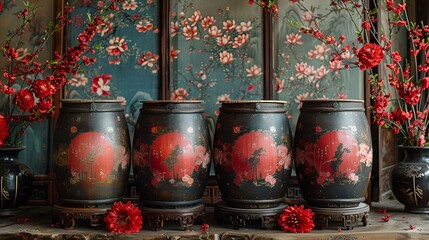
(169, 0), (264, 117)
(273, 1), (364, 130)
(64, 0), (161, 132)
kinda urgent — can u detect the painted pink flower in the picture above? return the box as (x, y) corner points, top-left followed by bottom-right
(122, 0), (138, 10)
(277, 145), (292, 170)
(295, 92), (309, 109)
(138, 51), (160, 67)
(201, 16), (216, 30)
(246, 65), (263, 77)
(182, 25), (199, 40)
(348, 173), (359, 184)
(208, 26), (222, 37)
(219, 51), (233, 64)
(274, 78), (285, 94)
(330, 60), (344, 72)
(265, 175), (276, 186)
(222, 19), (236, 31)
(301, 11), (314, 22)
(314, 66), (329, 80)
(216, 35), (231, 46)
(316, 171), (331, 185)
(188, 10), (202, 26)
(106, 37), (128, 56)
(295, 62), (314, 79)
(170, 47), (180, 62)
(96, 19), (113, 37)
(91, 74), (112, 96)
(359, 143), (373, 167)
(337, 93), (348, 99)
(232, 34), (249, 48)
(308, 43), (331, 60)
(171, 88), (189, 100)
(170, 21), (179, 37)
(69, 74), (88, 87)
(136, 19), (153, 32)
(285, 33), (303, 45)
(236, 21), (252, 34)
(217, 94), (231, 103)
(182, 175), (194, 186)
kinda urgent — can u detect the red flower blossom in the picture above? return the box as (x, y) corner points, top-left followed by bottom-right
(0, 115), (10, 147)
(356, 43), (384, 70)
(104, 201), (143, 233)
(200, 223), (210, 232)
(381, 214), (390, 222)
(13, 89), (35, 112)
(277, 205), (314, 233)
(33, 80), (55, 99)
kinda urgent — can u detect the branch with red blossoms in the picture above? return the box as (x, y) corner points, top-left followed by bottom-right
(248, 0), (278, 16)
(0, 0), (126, 147)
(287, 0), (429, 146)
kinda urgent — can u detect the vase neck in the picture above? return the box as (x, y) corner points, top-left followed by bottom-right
(0, 147), (24, 161)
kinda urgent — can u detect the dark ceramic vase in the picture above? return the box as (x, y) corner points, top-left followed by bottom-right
(294, 99), (373, 208)
(391, 146), (429, 213)
(52, 100), (131, 207)
(132, 100), (211, 208)
(213, 100), (293, 209)
(0, 147), (34, 216)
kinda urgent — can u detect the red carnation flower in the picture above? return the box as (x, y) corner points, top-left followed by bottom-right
(0, 115), (10, 147)
(104, 201), (143, 233)
(13, 89), (35, 111)
(33, 79), (55, 99)
(277, 205), (315, 233)
(356, 43), (384, 70)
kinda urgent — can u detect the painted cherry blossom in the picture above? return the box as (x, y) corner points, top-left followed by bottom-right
(171, 88), (189, 100)
(201, 16), (216, 30)
(91, 74), (112, 96)
(265, 175), (276, 186)
(188, 10), (202, 26)
(182, 25), (199, 40)
(232, 34), (249, 48)
(106, 37), (128, 56)
(182, 174), (194, 186)
(285, 33), (303, 45)
(314, 66), (329, 80)
(69, 74), (88, 87)
(217, 35), (231, 47)
(136, 19), (153, 33)
(208, 26), (222, 37)
(330, 60), (344, 72)
(274, 77), (285, 94)
(217, 93), (231, 103)
(170, 21), (179, 37)
(222, 19), (236, 31)
(308, 43), (331, 60)
(359, 143), (373, 167)
(219, 51), (233, 64)
(236, 21), (252, 34)
(170, 47), (180, 62)
(295, 62), (314, 79)
(295, 92), (309, 109)
(96, 19), (113, 37)
(138, 51), (159, 67)
(122, 0), (138, 10)
(246, 65), (263, 77)
(301, 11), (314, 22)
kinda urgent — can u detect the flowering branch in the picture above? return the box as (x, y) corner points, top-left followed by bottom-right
(282, 0), (429, 146)
(0, 0), (125, 147)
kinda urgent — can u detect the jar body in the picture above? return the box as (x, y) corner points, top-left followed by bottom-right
(213, 101), (293, 208)
(0, 147), (34, 215)
(132, 100), (211, 208)
(391, 146), (429, 213)
(53, 100), (131, 206)
(294, 99), (372, 208)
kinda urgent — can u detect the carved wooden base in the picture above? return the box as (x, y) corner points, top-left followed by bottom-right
(52, 205), (109, 229)
(214, 201), (286, 230)
(309, 202), (369, 230)
(140, 203), (205, 231)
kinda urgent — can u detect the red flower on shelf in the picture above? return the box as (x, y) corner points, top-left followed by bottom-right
(277, 204), (315, 233)
(104, 201), (143, 233)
